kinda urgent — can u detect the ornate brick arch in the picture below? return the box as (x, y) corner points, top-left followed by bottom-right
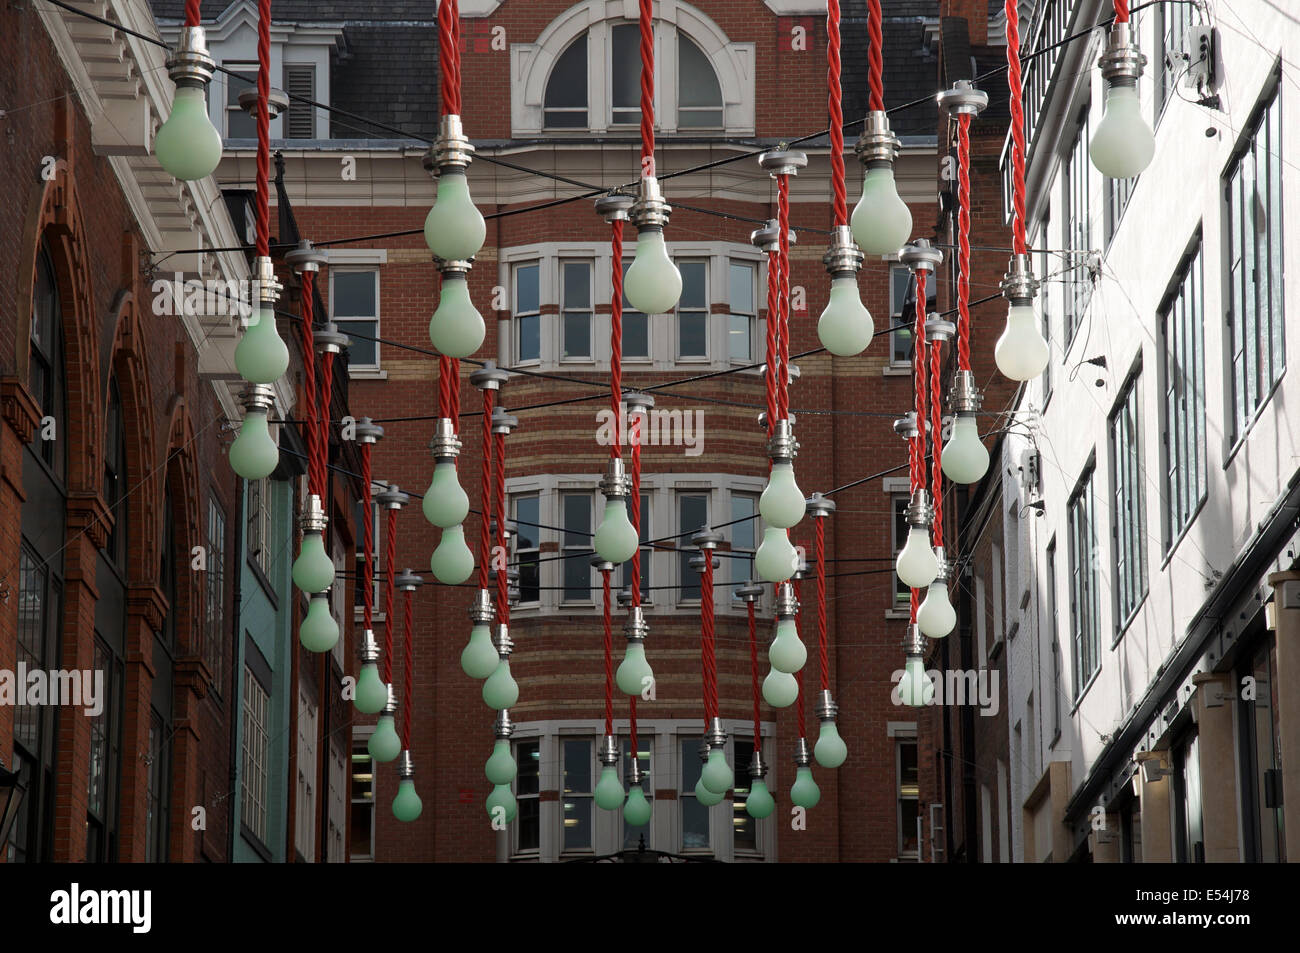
(106, 291), (162, 582)
(162, 396), (204, 658)
(17, 161), (104, 495)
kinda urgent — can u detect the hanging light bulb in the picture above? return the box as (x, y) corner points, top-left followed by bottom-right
(762, 667), (800, 708)
(943, 370), (990, 484)
(234, 258), (290, 384)
(429, 260), (485, 359)
(615, 605), (654, 696)
(624, 176), (683, 315)
(423, 116), (486, 261)
(422, 420), (470, 530)
(851, 112), (912, 256)
(760, 421), (806, 530)
(430, 523), (475, 585)
(486, 783), (518, 823)
(462, 589), (499, 678)
(996, 255), (1049, 381)
(482, 624), (519, 710)
(299, 591), (339, 653)
(755, 527), (798, 584)
(291, 495), (335, 594)
(485, 711), (518, 786)
(368, 687), (402, 763)
(623, 756), (652, 827)
(594, 457), (639, 563)
(899, 624), (936, 707)
(228, 385), (280, 480)
(692, 742), (725, 807)
(745, 749), (775, 818)
(595, 735), (625, 810)
(154, 27), (223, 181)
(917, 548), (957, 638)
(896, 489), (940, 589)
(813, 690), (849, 768)
(1090, 22), (1155, 179)
(790, 739), (821, 809)
(354, 628), (389, 714)
(392, 750), (424, 822)
(818, 226), (874, 356)
(768, 583), (807, 673)
(700, 720), (732, 796)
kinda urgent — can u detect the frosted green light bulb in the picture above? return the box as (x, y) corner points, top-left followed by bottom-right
(292, 531), (335, 594)
(354, 663), (389, 714)
(768, 617), (807, 674)
(942, 413), (990, 485)
(790, 766), (821, 809)
(228, 407), (279, 480)
(595, 765), (625, 810)
(392, 778), (423, 822)
(485, 739), (517, 785)
(814, 721), (848, 769)
(759, 461), (805, 530)
(482, 657), (518, 710)
(428, 273), (485, 359)
(762, 668), (799, 708)
(486, 784), (518, 823)
(1090, 83), (1154, 179)
(896, 526), (939, 589)
(422, 461), (470, 528)
(917, 580), (956, 638)
(299, 594), (339, 653)
(424, 169), (486, 261)
(850, 166), (912, 256)
(430, 524), (475, 585)
(700, 748), (732, 796)
(899, 656), (935, 707)
(234, 307), (290, 384)
(754, 527), (798, 583)
(368, 714), (401, 763)
(817, 275), (875, 357)
(624, 228), (682, 315)
(623, 786), (652, 826)
(593, 498), (639, 564)
(745, 779), (775, 818)
(154, 85), (223, 181)
(461, 623), (499, 679)
(694, 776), (724, 807)
(995, 302), (1050, 381)
(615, 642), (653, 696)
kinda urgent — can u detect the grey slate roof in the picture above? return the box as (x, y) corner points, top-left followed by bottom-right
(842, 1), (940, 138)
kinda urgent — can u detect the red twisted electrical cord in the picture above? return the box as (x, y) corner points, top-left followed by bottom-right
(602, 569), (614, 736)
(827, 0), (848, 226)
(793, 578), (806, 739)
(254, 0), (271, 258)
(930, 339), (944, 548)
(401, 583), (414, 747)
(629, 694), (639, 779)
(913, 269), (929, 495)
(438, 0), (461, 116)
(747, 599), (760, 752)
(867, 0), (885, 113)
(956, 113), (973, 371)
(317, 351), (334, 497)
(478, 386), (494, 591)
(1113, 0), (1129, 21)
(764, 250), (779, 437)
(630, 416), (643, 605)
(447, 359), (461, 434)
(816, 515), (828, 691)
(299, 272), (317, 498)
(776, 175), (792, 421)
(361, 444), (374, 630)
(494, 430), (508, 626)
(701, 550), (717, 723)
(438, 353), (453, 422)
(610, 222), (623, 459)
(184, 0), (201, 28)
(638, 0), (655, 166)
(1005, 0), (1028, 256)
(383, 507), (397, 685)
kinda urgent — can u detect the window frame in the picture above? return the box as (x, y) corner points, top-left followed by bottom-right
(350, 731), (376, 862)
(676, 490), (710, 605)
(329, 267), (381, 374)
(1159, 234), (1207, 553)
(1063, 106), (1093, 349)
(560, 737), (596, 855)
(205, 496), (227, 693)
(674, 258), (711, 361)
(240, 660), (272, 851)
(512, 260), (542, 365)
(727, 259), (757, 364)
(559, 259), (595, 363)
(513, 493), (542, 606)
(560, 491), (594, 605)
(1108, 365), (1148, 636)
(896, 737), (920, 860)
(222, 61), (258, 138)
(1067, 462), (1100, 700)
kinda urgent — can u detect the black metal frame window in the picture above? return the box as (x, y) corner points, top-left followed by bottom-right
(1109, 369), (1147, 631)
(1063, 108), (1092, 347)
(1067, 463), (1099, 698)
(1161, 236), (1207, 547)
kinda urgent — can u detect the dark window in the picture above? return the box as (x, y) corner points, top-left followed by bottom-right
(621, 738), (653, 848)
(543, 35), (588, 128)
(677, 35), (723, 128)
(677, 492), (708, 602)
(29, 244), (66, 479)
(514, 739), (541, 853)
(1109, 370), (1147, 630)
(1239, 637), (1285, 862)
(733, 737), (757, 852)
(1068, 464), (1099, 697)
(1161, 237), (1207, 546)
(513, 494), (541, 604)
(514, 263), (540, 363)
(680, 738), (709, 850)
(1173, 732), (1204, 863)
(205, 498), (226, 690)
(676, 260), (708, 357)
(561, 493), (592, 602)
(620, 261), (649, 359)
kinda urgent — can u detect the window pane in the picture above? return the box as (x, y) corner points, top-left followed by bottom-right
(680, 262), (707, 308)
(679, 312), (707, 357)
(517, 314), (540, 362)
(563, 313), (591, 359)
(678, 109), (724, 129)
(515, 496), (540, 551)
(729, 262), (754, 314)
(680, 739), (709, 850)
(225, 69), (256, 138)
(733, 738), (756, 851)
(333, 272), (376, 317)
(731, 494), (756, 586)
(545, 34), (587, 110)
(623, 311), (648, 358)
(563, 494), (591, 600)
(678, 35), (722, 109)
(678, 494), (708, 601)
(728, 313), (750, 362)
(516, 263), (539, 314)
(611, 25), (640, 118)
(562, 740), (593, 851)
(335, 321), (377, 367)
(563, 262), (590, 309)
(515, 496), (540, 604)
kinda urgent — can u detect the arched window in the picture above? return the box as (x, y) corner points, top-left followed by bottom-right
(543, 34), (588, 129)
(29, 244), (66, 480)
(148, 480), (177, 863)
(676, 35), (723, 128)
(102, 378), (126, 566)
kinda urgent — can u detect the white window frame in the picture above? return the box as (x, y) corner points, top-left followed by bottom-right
(674, 258), (711, 362)
(727, 259), (758, 365)
(512, 260), (542, 366)
(329, 267), (382, 377)
(559, 259), (595, 363)
(560, 490), (594, 605)
(241, 665), (271, 845)
(295, 684), (318, 862)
